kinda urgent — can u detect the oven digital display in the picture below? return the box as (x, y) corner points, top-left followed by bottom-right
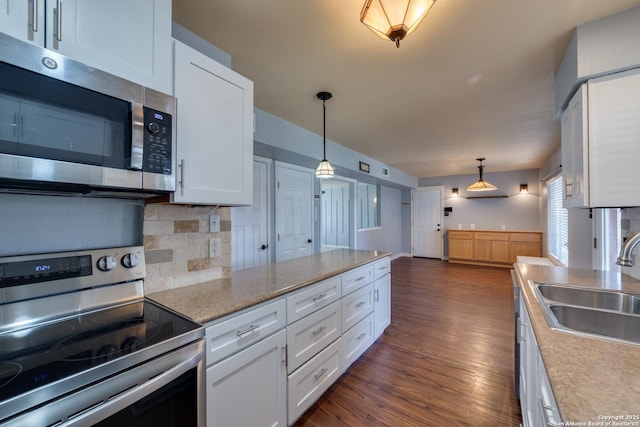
(0, 255), (92, 287)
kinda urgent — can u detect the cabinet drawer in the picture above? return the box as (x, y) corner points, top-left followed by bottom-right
(287, 301), (342, 373)
(205, 298), (286, 366)
(373, 257), (391, 279)
(286, 276), (341, 324)
(287, 338), (342, 425)
(342, 282), (374, 332)
(510, 232), (541, 243)
(341, 264), (374, 295)
(448, 230), (474, 239)
(474, 232), (508, 241)
(342, 312), (374, 370)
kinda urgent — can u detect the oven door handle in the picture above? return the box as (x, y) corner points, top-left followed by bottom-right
(65, 341), (204, 427)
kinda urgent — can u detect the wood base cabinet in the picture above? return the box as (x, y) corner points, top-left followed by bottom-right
(448, 230), (542, 268)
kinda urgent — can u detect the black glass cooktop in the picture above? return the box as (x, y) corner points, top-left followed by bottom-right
(0, 300), (200, 403)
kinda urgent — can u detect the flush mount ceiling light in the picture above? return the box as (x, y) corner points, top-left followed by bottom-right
(315, 91), (334, 179)
(466, 158), (497, 192)
(360, 0), (436, 48)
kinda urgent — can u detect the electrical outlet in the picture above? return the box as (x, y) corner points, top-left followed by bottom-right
(209, 214), (220, 233)
(209, 238), (221, 258)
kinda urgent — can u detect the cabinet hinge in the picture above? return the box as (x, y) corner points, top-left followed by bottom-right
(277, 181), (280, 189)
(277, 234), (280, 241)
(593, 237), (597, 249)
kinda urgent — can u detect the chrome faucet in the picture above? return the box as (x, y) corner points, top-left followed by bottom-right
(616, 232), (640, 267)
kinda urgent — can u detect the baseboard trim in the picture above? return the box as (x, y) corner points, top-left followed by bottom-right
(391, 253), (412, 260)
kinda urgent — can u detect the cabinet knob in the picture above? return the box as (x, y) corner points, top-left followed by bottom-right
(307, 239), (313, 243)
(260, 244), (268, 250)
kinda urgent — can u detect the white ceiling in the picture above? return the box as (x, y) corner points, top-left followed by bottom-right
(173, 0), (640, 178)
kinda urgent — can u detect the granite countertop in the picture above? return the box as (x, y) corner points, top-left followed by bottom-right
(148, 249), (390, 325)
(514, 263), (640, 423)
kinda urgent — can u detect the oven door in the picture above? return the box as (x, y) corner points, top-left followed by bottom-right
(2, 340), (205, 427)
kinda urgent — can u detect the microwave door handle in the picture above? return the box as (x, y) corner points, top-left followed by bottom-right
(130, 102), (144, 170)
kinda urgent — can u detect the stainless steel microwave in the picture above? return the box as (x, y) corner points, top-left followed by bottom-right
(0, 33), (176, 195)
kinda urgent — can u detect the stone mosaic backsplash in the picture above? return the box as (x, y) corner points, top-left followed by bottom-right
(143, 204), (231, 293)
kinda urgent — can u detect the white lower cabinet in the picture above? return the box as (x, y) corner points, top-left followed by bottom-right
(342, 312), (374, 369)
(519, 297), (561, 427)
(203, 257), (391, 426)
(206, 329), (287, 427)
(287, 338), (343, 424)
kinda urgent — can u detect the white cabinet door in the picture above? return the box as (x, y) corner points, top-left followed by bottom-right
(173, 41), (254, 205)
(373, 272), (391, 339)
(43, 0), (172, 93)
(560, 85), (588, 208)
(206, 329), (287, 427)
(519, 298), (539, 427)
(0, 0), (45, 45)
(588, 70), (640, 207)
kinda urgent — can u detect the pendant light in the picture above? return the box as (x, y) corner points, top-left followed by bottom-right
(466, 158), (497, 191)
(315, 91), (334, 178)
(360, 0), (437, 48)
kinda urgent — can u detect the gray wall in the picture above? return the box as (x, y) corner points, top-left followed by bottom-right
(253, 108), (416, 257)
(0, 194), (142, 256)
(555, 5), (640, 114)
(419, 169), (541, 259)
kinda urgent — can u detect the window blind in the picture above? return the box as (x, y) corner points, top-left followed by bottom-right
(547, 176), (569, 265)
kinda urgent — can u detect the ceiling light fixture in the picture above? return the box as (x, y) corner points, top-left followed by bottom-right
(466, 158), (497, 192)
(360, 0), (436, 48)
(315, 91), (334, 179)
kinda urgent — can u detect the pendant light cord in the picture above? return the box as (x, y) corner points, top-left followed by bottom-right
(323, 99), (327, 160)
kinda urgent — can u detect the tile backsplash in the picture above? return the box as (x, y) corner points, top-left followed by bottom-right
(621, 207), (640, 280)
(143, 204), (231, 293)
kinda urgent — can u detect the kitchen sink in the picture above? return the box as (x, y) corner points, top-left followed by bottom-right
(531, 282), (640, 345)
(548, 304), (640, 344)
(536, 283), (640, 314)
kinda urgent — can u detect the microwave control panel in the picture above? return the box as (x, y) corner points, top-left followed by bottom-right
(142, 107), (172, 175)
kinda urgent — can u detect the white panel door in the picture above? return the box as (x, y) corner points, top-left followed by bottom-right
(275, 162), (314, 261)
(411, 187), (443, 258)
(231, 158), (270, 271)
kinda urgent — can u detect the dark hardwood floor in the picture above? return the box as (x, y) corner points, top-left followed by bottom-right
(294, 257), (523, 427)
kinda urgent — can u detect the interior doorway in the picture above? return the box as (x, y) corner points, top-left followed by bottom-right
(411, 186), (444, 259)
(320, 177), (355, 251)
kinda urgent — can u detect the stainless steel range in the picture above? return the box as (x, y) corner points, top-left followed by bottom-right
(0, 246), (205, 426)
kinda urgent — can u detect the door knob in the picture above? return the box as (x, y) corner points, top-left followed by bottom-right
(307, 239), (313, 243)
(260, 244), (268, 250)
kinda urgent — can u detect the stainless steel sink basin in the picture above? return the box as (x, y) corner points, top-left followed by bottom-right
(531, 282), (640, 345)
(536, 283), (640, 314)
(548, 304), (640, 344)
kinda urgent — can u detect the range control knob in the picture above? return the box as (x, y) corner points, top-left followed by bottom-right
(121, 253), (139, 269)
(148, 122), (160, 134)
(97, 255), (117, 271)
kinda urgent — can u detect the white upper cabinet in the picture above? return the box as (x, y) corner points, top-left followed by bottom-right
(561, 68), (640, 208)
(0, 0), (45, 45)
(172, 41), (254, 206)
(0, 0), (172, 94)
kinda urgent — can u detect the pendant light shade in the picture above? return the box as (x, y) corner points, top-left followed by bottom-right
(466, 158), (497, 192)
(316, 91), (334, 179)
(360, 0), (436, 47)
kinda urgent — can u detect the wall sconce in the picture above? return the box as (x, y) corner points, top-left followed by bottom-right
(451, 188), (459, 197)
(520, 184), (528, 194)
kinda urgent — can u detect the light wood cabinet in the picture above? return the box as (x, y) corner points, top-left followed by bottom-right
(448, 230), (474, 260)
(0, 0), (172, 93)
(448, 230), (542, 268)
(561, 68), (640, 208)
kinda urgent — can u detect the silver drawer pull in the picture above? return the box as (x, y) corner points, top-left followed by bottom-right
(355, 301), (366, 308)
(312, 293), (327, 302)
(356, 332), (367, 341)
(354, 276), (367, 282)
(236, 323), (260, 337)
(312, 326), (327, 336)
(314, 368), (328, 381)
(378, 266), (387, 270)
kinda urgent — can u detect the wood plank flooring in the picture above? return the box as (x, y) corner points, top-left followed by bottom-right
(294, 257), (523, 427)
